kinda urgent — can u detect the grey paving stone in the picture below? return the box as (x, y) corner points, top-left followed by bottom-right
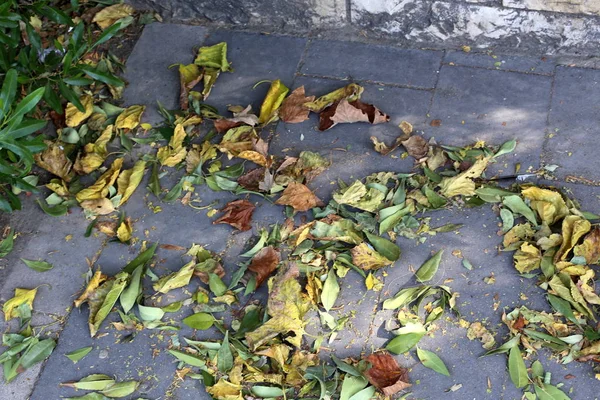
(444, 50), (556, 75)
(200, 30), (307, 115)
(122, 23), (210, 124)
(544, 66), (600, 182)
(301, 40), (443, 89)
(270, 76), (432, 200)
(426, 65), (553, 176)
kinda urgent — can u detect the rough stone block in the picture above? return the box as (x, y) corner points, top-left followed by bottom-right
(503, 0), (600, 16)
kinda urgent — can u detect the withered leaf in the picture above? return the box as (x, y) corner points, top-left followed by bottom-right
(319, 99), (389, 131)
(178, 64), (202, 110)
(35, 141), (73, 182)
(351, 243), (393, 270)
(279, 86), (315, 123)
(574, 228), (600, 265)
(237, 167), (266, 191)
(249, 246), (281, 286)
(213, 199), (256, 231)
(363, 352), (411, 396)
(401, 135), (429, 160)
(275, 182), (324, 212)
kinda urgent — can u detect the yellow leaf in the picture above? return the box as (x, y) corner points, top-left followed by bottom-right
(185, 142), (217, 173)
(115, 105), (145, 130)
(502, 223), (534, 248)
(92, 4), (134, 30)
(521, 187), (569, 225)
(80, 198), (115, 215)
(206, 379), (242, 400)
(117, 219), (133, 242)
(351, 242), (393, 270)
(237, 150), (267, 167)
(75, 158), (123, 202)
(45, 179), (69, 197)
(439, 156), (491, 197)
(74, 125), (113, 174)
(117, 160), (146, 205)
(218, 125), (257, 159)
(258, 79), (289, 125)
(513, 242), (542, 273)
(555, 215), (591, 262)
(3, 288), (37, 321)
(140, 123), (152, 131)
(74, 271), (107, 307)
(157, 124), (187, 167)
(365, 272), (383, 291)
(65, 95), (94, 127)
(304, 83), (364, 113)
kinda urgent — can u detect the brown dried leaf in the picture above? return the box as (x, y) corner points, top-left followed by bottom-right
(249, 246), (281, 286)
(275, 182), (324, 212)
(574, 227), (600, 265)
(279, 86), (315, 123)
(80, 198), (115, 215)
(319, 99), (389, 131)
(214, 119), (242, 133)
(237, 167), (266, 192)
(213, 199), (256, 231)
(363, 352), (411, 396)
(35, 141), (73, 182)
(401, 135), (429, 160)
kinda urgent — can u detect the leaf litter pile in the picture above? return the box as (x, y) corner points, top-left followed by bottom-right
(3, 19), (600, 400)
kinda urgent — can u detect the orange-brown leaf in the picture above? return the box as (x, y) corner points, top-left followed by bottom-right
(319, 99), (389, 131)
(248, 246), (281, 286)
(280, 86), (315, 123)
(363, 352), (411, 396)
(275, 182), (324, 212)
(213, 199), (256, 231)
(401, 135), (429, 160)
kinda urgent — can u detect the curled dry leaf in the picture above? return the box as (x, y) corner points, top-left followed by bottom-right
(304, 83), (364, 113)
(319, 99), (389, 131)
(363, 352), (411, 396)
(92, 3), (135, 29)
(249, 246), (281, 286)
(80, 198), (115, 215)
(35, 141), (73, 182)
(117, 160), (146, 206)
(178, 64), (202, 110)
(76, 158), (123, 202)
(275, 182), (324, 212)
(401, 135), (429, 160)
(213, 199), (256, 231)
(115, 105), (145, 130)
(237, 167), (266, 192)
(351, 242), (393, 270)
(279, 86), (315, 123)
(158, 124), (187, 167)
(574, 227), (600, 265)
(73, 125), (113, 175)
(65, 95), (94, 127)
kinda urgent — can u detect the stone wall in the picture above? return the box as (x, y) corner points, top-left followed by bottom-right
(127, 0), (600, 54)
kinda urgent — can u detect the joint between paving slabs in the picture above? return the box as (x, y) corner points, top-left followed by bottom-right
(440, 61), (555, 77)
(540, 64), (558, 170)
(295, 72), (436, 92)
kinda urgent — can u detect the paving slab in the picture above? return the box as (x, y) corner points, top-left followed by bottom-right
(544, 66), (600, 182)
(301, 40), (443, 89)
(444, 50), (556, 75)
(122, 23), (210, 124)
(426, 64), (553, 176)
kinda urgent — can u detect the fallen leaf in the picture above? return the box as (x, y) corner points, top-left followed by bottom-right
(213, 199), (256, 231)
(80, 198), (115, 215)
(514, 242), (542, 273)
(65, 95), (93, 127)
(363, 352), (411, 396)
(194, 42), (232, 72)
(574, 228), (600, 264)
(319, 99), (389, 131)
(275, 182), (324, 212)
(237, 167), (266, 191)
(74, 271), (108, 307)
(555, 215), (591, 262)
(279, 86), (315, 123)
(466, 321), (496, 350)
(116, 218), (133, 242)
(117, 160), (146, 206)
(73, 125), (113, 175)
(258, 79), (289, 125)
(76, 158), (123, 202)
(178, 64), (202, 110)
(92, 4), (134, 29)
(158, 124), (187, 167)
(351, 243), (393, 270)
(218, 125), (258, 159)
(439, 156), (491, 197)
(3, 288), (37, 321)
(35, 141), (73, 182)
(304, 83), (363, 113)
(430, 119), (442, 127)
(401, 135), (429, 160)
(521, 187), (569, 226)
(249, 246), (281, 287)
(115, 105), (145, 130)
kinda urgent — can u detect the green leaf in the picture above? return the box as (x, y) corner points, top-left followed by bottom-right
(0, 69), (17, 120)
(416, 347), (450, 376)
(79, 65), (124, 87)
(386, 330), (425, 354)
(531, 360), (544, 379)
(503, 195), (537, 225)
(424, 185), (447, 209)
(91, 272), (129, 337)
(331, 354), (362, 377)
(415, 250), (443, 283)
(120, 264), (144, 313)
(8, 119), (47, 140)
(534, 383), (571, 400)
(6, 87), (45, 127)
(21, 258), (53, 272)
(500, 208), (514, 232)
(37, 5), (72, 25)
(508, 345), (529, 388)
(137, 304), (165, 322)
(63, 393), (110, 400)
(340, 375), (368, 400)
(122, 242), (157, 274)
(382, 286), (429, 310)
(99, 380), (139, 398)
(20, 338), (56, 368)
(321, 269), (340, 312)
(364, 231), (400, 261)
(547, 294), (579, 326)
(494, 139), (517, 158)
(58, 81), (85, 112)
(208, 273), (227, 296)
(251, 386), (285, 398)
(65, 346), (93, 363)
(217, 331), (233, 372)
(92, 22), (122, 48)
(168, 349), (207, 367)
(0, 228), (14, 257)
(183, 313), (214, 330)
(348, 386), (376, 400)
(60, 374), (115, 390)
(37, 199), (69, 216)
